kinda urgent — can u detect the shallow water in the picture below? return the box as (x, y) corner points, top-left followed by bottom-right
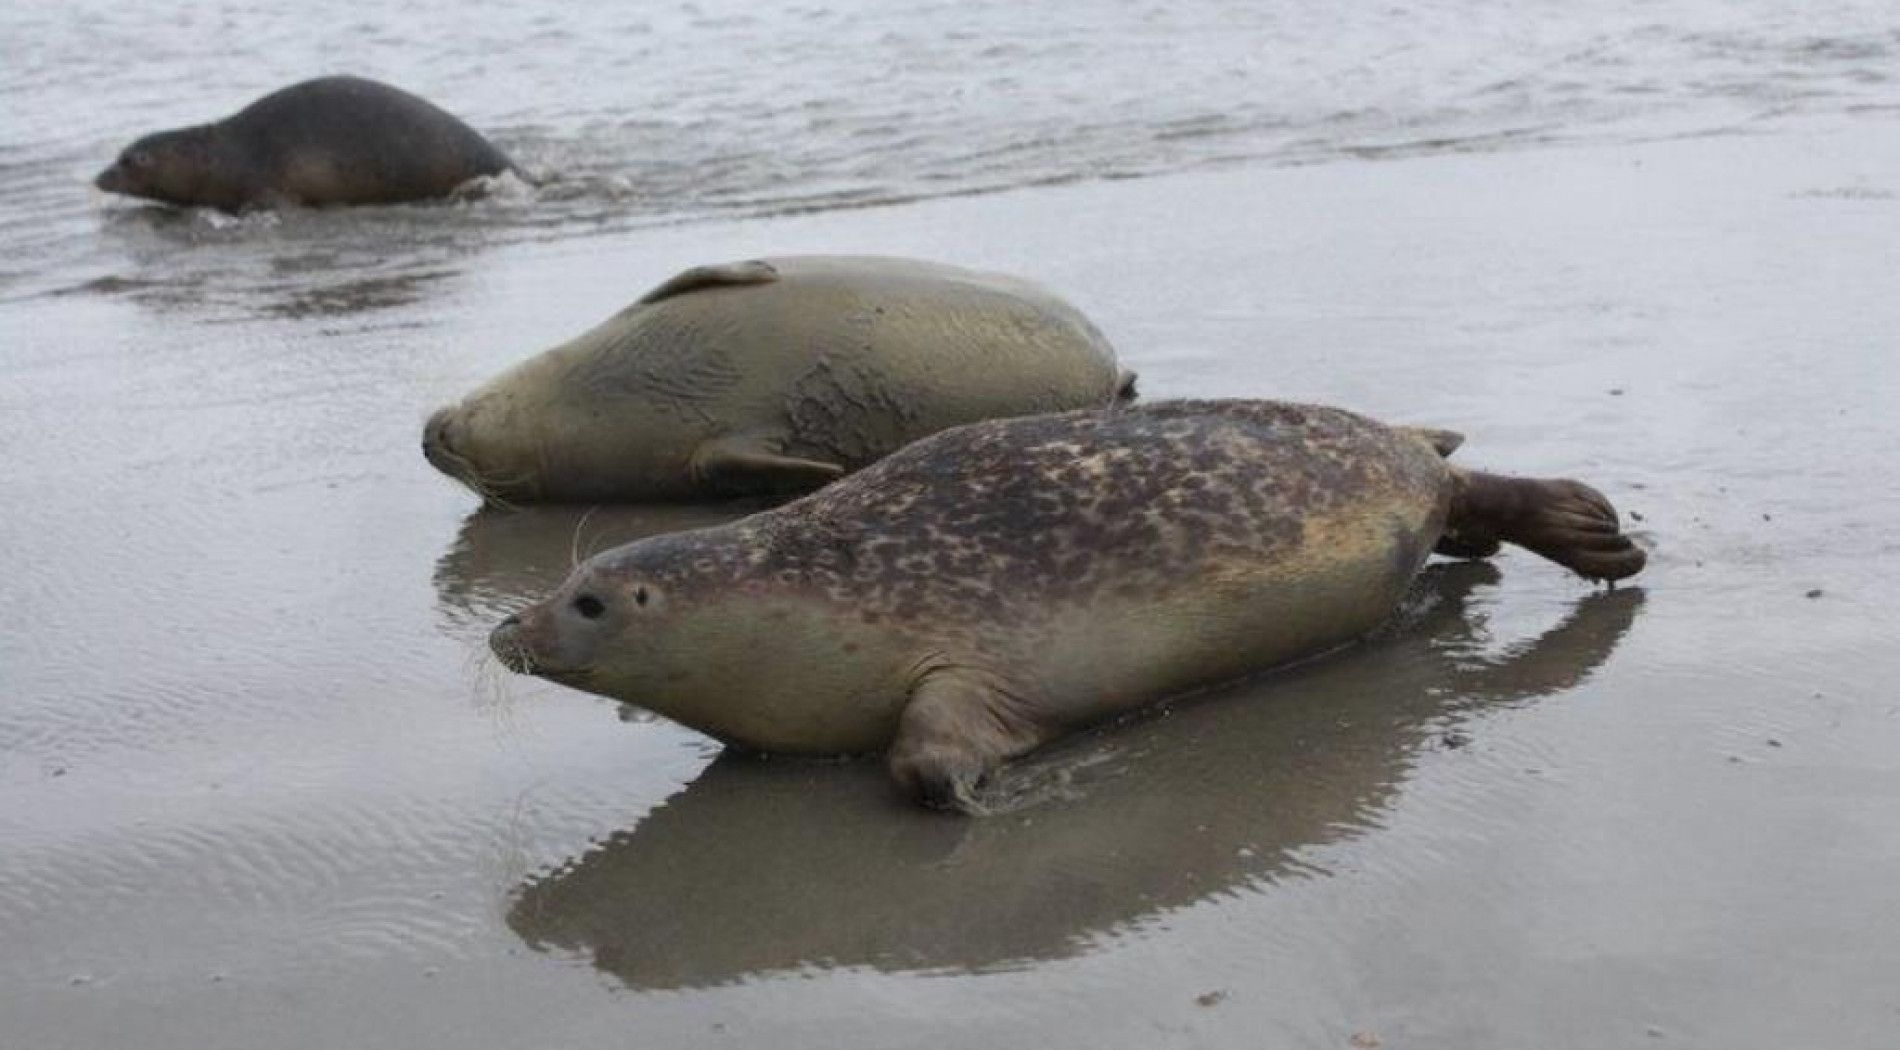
(5, 0), (1898, 308)
(3, 2), (1900, 1048)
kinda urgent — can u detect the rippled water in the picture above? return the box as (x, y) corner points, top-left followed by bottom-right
(3, 0), (1897, 308)
(3, 1), (1900, 1047)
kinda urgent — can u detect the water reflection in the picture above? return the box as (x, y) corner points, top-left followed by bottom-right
(506, 563), (1645, 989)
(261, 270), (458, 318)
(83, 200), (506, 319)
(432, 501), (774, 630)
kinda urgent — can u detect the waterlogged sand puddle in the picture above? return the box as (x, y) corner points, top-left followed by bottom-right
(3, 94), (1898, 1050)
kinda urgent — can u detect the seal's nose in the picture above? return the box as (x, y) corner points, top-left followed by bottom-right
(489, 614), (534, 673)
(94, 164), (123, 193)
(421, 408), (457, 471)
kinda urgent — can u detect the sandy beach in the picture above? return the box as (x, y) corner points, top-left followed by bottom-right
(3, 106), (1898, 1048)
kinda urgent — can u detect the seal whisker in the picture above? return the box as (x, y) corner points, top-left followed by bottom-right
(569, 506), (601, 571)
(465, 465), (532, 511)
(428, 441), (524, 510)
(466, 640), (517, 713)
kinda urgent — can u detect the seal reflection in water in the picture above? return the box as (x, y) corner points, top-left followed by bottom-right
(506, 567), (1644, 989)
(432, 502), (765, 632)
(93, 75), (515, 211)
(421, 255), (1134, 503)
(489, 399), (1647, 811)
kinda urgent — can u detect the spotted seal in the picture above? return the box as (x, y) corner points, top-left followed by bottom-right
(421, 255), (1135, 503)
(93, 76), (515, 210)
(489, 399), (1645, 810)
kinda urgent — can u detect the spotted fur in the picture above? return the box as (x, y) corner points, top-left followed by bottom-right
(497, 398), (1640, 801)
(594, 399), (1450, 631)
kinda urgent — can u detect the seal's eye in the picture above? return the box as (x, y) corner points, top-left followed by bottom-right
(129, 149), (154, 170)
(573, 594), (606, 620)
(634, 586), (649, 607)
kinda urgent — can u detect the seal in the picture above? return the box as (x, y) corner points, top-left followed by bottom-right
(504, 568), (1642, 988)
(93, 75), (515, 210)
(422, 255), (1135, 503)
(488, 399), (1646, 810)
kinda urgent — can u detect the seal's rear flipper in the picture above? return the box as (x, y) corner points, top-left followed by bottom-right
(1400, 425), (1465, 458)
(1434, 532), (1503, 560)
(1449, 469), (1646, 582)
(637, 260), (779, 305)
(1405, 427), (1490, 559)
(691, 435), (844, 496)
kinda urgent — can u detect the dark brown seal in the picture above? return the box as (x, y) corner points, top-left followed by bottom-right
(489, 399), (1646, 811)
(93, 75), (515, 210)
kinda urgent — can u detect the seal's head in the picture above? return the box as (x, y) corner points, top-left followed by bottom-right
(423, 357), (706, 504)
(488, 550), (674, 688)
(488, 526), (903, 754)
(422, 397), (545, 504)
(94, 128), (229, 206)
(487, 536), (755, 732)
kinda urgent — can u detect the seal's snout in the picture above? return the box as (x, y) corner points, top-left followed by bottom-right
(489, 614), (536, 674)
(422, 406), (480, 488)
(94, 163), (124, 193)
(422, 407), (456, 464)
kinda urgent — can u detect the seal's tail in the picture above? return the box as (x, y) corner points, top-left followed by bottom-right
(1444, 469), (1647, 582)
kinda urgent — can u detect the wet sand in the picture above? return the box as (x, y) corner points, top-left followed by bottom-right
(3, 114), (1899, 1048)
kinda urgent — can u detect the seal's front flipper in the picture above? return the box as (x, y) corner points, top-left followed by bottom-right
(888, 668), (1049, 815)
(691, 435), (845, 496)
(637, 260), (779, 305)
(1449, 468), (1647, 582)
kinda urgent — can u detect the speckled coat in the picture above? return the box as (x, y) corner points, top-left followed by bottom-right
(495, 400), (1477, 803)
